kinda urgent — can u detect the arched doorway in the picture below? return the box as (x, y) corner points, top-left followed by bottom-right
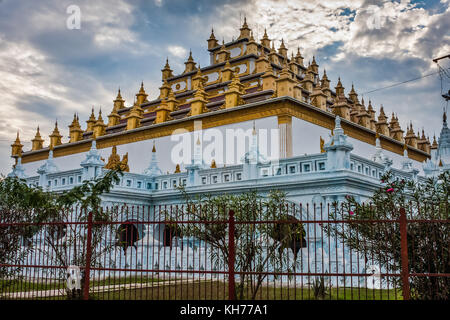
(162, 223), (183, 248)
(163, 225), (173, 247)
(116, 222), (140, 254)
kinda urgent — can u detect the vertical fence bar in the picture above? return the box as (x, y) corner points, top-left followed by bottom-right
(228, 209), (236, 300)
(399, 207), (410, 300)
(83, 211), (93, 300)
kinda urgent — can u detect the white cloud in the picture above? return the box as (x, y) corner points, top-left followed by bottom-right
(154, 0), (163, 7)
(167, 45), (188, 58)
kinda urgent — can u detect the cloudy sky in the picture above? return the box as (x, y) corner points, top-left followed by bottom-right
(0, 0), (449, 175)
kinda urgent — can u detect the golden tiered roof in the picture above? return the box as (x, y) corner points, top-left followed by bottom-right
(16, 18), (431, 164)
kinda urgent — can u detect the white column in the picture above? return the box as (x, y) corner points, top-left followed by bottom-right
(278, 115), (292, 158)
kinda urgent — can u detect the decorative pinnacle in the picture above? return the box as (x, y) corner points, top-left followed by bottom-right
(209, 28), (216, 40)
(187, 49), (194, 62)
(152, 141), (156, 153)
(242, 16), (248, 28)
(116, 88), (123, 100)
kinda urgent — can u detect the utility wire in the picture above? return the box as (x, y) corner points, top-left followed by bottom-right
(360, 69), (449, 95)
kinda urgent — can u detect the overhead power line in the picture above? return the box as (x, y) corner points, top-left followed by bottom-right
(360, 69), (448, 95)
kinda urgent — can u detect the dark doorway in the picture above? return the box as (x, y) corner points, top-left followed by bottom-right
(163, 225), (173, 247)
(116, 223), (139, 254)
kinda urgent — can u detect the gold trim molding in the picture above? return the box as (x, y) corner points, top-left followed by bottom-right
(20, 97), (430, 164)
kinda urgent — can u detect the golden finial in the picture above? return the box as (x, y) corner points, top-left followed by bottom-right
(174, 164), (181, 173)
(164, 57), (171, 69)
(152, 141), (156, 152)
(116, 88), (123, 100)
(209, 28), (216, 40)
(97, 108), (103, 122)
(431, 135), (438, 149)
(89, 107), (96, 120)
(242, 16), (248, 28)
(187, 49), (194, 62)
(249, 30), (255, 42)
(210, 159), (217, 168)
(139, 81), (146, 94)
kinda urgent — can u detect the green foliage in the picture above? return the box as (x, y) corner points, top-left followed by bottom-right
(327, 170), (449, 300)
(0, 169), (122, 298)
(164, 187), (306, 300)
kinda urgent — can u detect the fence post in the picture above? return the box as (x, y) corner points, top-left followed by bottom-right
(228, 209), (236, 300)
(83, 211), (93, 300)
(399, 207), (410, 300)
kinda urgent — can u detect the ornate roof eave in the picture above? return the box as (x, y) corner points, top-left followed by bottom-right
(19, 96), (432, 164)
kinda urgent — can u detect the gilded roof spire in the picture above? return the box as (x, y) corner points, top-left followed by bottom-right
(71, 112), (78, 125)
(89, 107), (96, 121)
(296, 46), (303, 58)
(249, 30), (255, 42)
(209, 28), (216, 40)
(152, 141), (156, 153)
(97, 108), (104, 122)
(15, 130), (20, 143)
(139, 81), (146, 94)
(431, 134), (438, 149)
(187, 49), (194, 62)
(35, 126), (42, 139)
(11, 130), (23, 157)
(164, 57), (170, 69)
(116, 88), (123, 100)
(242, 16), (248, 28)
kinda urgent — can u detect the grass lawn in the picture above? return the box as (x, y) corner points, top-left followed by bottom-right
(92, 280), (404, 300)
(2, 277), (403, 300)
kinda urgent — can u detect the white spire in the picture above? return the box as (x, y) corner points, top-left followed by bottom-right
(143, 141), (162, 176)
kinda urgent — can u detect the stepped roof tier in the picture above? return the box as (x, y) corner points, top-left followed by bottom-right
(13, 19), (431, 164)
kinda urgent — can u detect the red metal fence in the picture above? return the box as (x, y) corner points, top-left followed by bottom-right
(0, 204), (448, 300)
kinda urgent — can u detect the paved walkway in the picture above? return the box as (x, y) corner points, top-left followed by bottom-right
(1, 278), (213, 299)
